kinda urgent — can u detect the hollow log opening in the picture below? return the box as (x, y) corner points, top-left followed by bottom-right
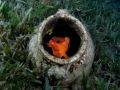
(42, 17), (81, 58)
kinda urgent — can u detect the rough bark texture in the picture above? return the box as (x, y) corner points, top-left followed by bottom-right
(29, 9), (94, 90)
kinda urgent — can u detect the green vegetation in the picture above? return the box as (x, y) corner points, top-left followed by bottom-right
(0, 0), (120, 90)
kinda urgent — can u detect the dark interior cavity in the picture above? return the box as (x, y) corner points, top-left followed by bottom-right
(42, 18), (81, 57)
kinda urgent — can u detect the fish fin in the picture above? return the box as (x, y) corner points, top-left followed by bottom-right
(65, 37), (70, 50)
(64, 53), (69, 59)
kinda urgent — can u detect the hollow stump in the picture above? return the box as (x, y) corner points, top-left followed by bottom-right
(29, 9), (94, 90)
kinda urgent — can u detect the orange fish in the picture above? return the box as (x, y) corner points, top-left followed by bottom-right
(48, 36), (70, 59)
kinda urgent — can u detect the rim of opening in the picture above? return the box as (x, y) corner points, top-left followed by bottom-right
(38, 11), (87, 65)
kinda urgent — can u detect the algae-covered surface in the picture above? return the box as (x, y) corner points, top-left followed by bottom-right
(0, 0), (120, 90)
